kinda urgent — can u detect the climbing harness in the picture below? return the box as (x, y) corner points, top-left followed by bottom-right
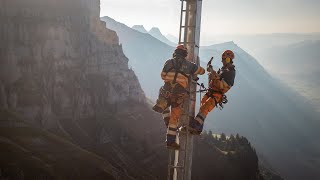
(194, 83), (229, 110)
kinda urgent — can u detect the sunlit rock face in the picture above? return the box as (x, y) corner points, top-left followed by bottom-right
(0, 0), (145, 129)
(0, 1), (164, 179)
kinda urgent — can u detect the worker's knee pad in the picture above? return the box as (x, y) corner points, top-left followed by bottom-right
(152, 97), (168, 113)
(171, 93), (186, 108)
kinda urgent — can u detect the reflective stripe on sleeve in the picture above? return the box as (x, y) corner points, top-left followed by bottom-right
(161, 72), (189, 88)
(194, 67), (205, 75)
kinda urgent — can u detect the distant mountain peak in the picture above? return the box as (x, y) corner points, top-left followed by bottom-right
(132, 25), (148, 33)
(204, 41), (238, 50)
(149, 27), (161, 33)
(148, 27), (175, 47)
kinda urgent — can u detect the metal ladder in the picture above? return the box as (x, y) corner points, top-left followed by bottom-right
(167, 1), (203, 180)
(167, 127), (189, 180)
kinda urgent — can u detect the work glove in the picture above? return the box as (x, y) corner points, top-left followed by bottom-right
(207, 64), (213, 72)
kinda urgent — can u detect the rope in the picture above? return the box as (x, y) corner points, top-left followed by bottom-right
(199, 83), (202, 106)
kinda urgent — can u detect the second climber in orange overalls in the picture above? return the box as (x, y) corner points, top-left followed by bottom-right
(189, 50), (236, 135)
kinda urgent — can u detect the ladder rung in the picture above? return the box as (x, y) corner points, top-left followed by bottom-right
(169, 165), (185, 169)
(168, 148), (186, 152)
(181, 10), (196, 13)
(178, 42), (195, 44)
(181, 25), (196, 28)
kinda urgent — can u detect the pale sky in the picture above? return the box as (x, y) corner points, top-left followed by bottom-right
(100, 0), (320, 40)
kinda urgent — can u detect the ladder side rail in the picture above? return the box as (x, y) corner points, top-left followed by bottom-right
(185, 1), (203, 179)
(178, 1), (185, 44)
(168, 150), (173, 180)
(194, 0), (202, 64)
(172, 1), (186, 179)
(174, 0), (189, 179)
(171, 1), (203, 180)
(183, 3), (190, 47)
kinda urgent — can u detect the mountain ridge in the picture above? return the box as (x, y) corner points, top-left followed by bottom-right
(132, 25), (148, 33)
(101, 16), (320, 180)
(148, 27), (175, 47)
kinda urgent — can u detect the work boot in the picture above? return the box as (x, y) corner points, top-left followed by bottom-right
(188, 119), (203, 135)
(166, 134), (180, 150)
(152, 105), (164, 113)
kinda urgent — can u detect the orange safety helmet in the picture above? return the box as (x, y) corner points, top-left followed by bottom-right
(175, 44), (188, 57)
(176, 44), (187, 51)
(222, 50), (235, 63)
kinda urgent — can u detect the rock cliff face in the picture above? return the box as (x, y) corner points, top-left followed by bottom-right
(0, 0), (145, 130)
(0, 1), (162, 179)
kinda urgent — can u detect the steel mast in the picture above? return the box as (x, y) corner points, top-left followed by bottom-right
(167, 0), (203, 180)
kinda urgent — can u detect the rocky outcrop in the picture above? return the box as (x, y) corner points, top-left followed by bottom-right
(0, 0), (145, 130)
(0, 1), (161, 179)
(0, 1), (168, 179)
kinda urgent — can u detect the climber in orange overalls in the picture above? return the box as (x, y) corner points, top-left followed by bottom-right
(152, 44), (205, 149)
(189, 50), (236, 135)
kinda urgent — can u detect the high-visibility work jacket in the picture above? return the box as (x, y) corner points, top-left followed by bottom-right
(161, 57), (205, 88)
(208, 65), (235, 94)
